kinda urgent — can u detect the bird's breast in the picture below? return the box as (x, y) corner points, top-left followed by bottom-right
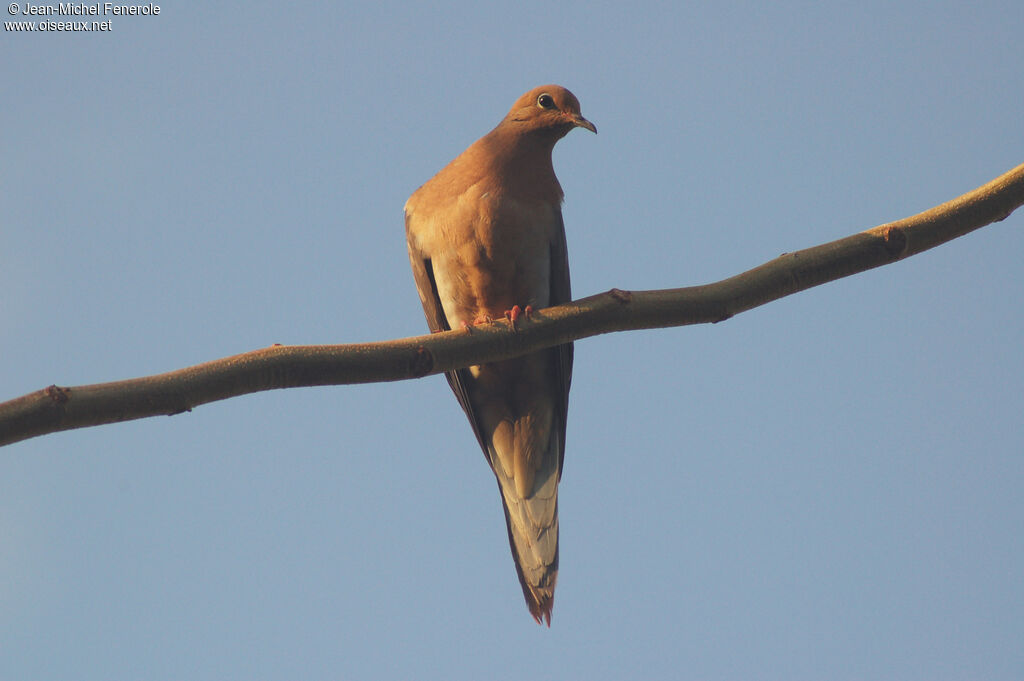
(422, 190), (558, 327)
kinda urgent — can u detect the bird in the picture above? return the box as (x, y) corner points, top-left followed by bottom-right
(404, 85), (595, 624)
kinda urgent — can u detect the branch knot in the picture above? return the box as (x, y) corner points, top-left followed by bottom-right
(45, 385), (70, 404)
(410, 346), (434, 377)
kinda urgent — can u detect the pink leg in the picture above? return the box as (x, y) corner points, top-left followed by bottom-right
(504, 305), (524, 331)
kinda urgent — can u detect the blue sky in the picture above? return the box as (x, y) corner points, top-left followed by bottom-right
(3, 2), (1022, 679)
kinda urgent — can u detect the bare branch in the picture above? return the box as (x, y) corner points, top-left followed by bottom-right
(2, 162), (1022, 448)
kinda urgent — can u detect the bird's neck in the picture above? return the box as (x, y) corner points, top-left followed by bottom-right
(473, 127), (565, 203)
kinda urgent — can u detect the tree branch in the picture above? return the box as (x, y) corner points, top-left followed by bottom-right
(2, 163), (1022, 448)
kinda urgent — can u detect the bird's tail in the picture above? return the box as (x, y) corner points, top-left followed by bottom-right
(496, 469), (560, 625)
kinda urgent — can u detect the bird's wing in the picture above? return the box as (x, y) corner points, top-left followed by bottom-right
(405, 213), (489, 455)
(549, 210), (573, 479)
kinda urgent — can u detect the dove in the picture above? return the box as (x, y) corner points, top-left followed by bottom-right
(405, 85), (594, 624)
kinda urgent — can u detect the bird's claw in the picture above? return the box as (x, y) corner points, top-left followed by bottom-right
(461, 316), (494, 333)
(504, 305), (533, 331)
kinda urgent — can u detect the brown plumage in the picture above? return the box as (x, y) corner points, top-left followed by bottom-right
(405, 85), (595, 624)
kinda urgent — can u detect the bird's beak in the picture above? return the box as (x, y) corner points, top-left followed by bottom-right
(572, 114), (597, 134)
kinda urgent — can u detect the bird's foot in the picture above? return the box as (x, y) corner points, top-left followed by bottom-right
(460, 316), (494, 333)
(504, 305), (533, 331)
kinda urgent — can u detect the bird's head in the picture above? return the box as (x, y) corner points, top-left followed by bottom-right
(503, 85), (597, 138)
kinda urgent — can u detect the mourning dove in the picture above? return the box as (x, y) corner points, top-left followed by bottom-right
(405, 85), (595, 624)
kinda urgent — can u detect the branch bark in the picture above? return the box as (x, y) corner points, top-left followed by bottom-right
(3, 163), (1022, 448)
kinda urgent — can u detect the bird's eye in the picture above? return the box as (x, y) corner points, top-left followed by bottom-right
(536, 94), (556, 110)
